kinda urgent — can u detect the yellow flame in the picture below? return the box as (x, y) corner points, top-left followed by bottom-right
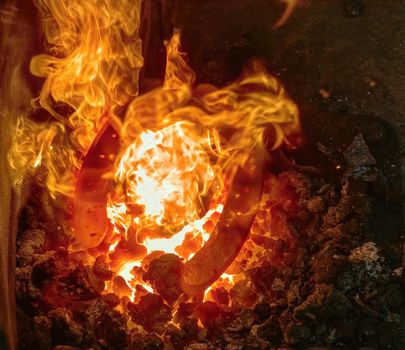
(142, 205), (223, 255)
(105, 32), (300, 300)
(8, 0), (142, 198)
(8, 118), (78, 197)
(8, 0), (301, 302)
(108, 121), (219, 235)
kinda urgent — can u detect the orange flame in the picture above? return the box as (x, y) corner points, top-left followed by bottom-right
(109, 121), (218, 236)
(8, 0), (301, 303)
(275, 0), (300, 28)
(8, 0), (142, 198)
(104, 32), (300, 299)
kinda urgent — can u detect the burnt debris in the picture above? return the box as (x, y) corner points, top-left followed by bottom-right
(15, 134), (405, 349)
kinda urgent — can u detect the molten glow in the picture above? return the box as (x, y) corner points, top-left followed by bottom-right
(9, 0), (301, 304)
(110, 121), (217, 235)
(142, 206), (223, 255)
(104, 33), (299, 301)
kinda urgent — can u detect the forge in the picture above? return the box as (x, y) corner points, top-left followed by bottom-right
(1, 1), (404, 350)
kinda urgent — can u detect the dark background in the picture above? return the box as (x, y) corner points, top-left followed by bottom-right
(171, 0), (404, 248)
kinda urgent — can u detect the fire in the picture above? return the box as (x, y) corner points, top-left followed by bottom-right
(110, 204), (224, 298)
(8, 0), (302, 305)
(109, 121), (218, 236)
(8, 0), (143, 198)
(142, 205), (223, 256)
(103, 32), (299, 299)
(275, 0), (301, 27)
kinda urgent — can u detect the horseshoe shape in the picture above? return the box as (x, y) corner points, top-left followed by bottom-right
(74, 123), (265, 296)
(73, 121), (120, 250)
(180, 148), (265, 296)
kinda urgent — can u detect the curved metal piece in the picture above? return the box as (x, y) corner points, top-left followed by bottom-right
(74, 120), (265, 296)
(73, 121), (120, 250)
(72, 0), (170, 250)
(180, 147), (265, 296)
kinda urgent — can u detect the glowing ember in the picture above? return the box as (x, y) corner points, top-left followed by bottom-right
(8, 0), (302, 307)
(142, 205), (222, 256)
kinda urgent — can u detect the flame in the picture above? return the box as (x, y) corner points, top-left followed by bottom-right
(275, 0), (300, 28)
(143, 205), (223, 256)
(8, 0), (301, 305)
(8, 118), (78, 197)
(8, 0), (142, 198)
(109, 121), (219, 235)
(104, 32), (300, 300)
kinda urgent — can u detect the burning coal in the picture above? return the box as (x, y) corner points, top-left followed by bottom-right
(8, 0), (300, 304)
(4, 2), (403, 350)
